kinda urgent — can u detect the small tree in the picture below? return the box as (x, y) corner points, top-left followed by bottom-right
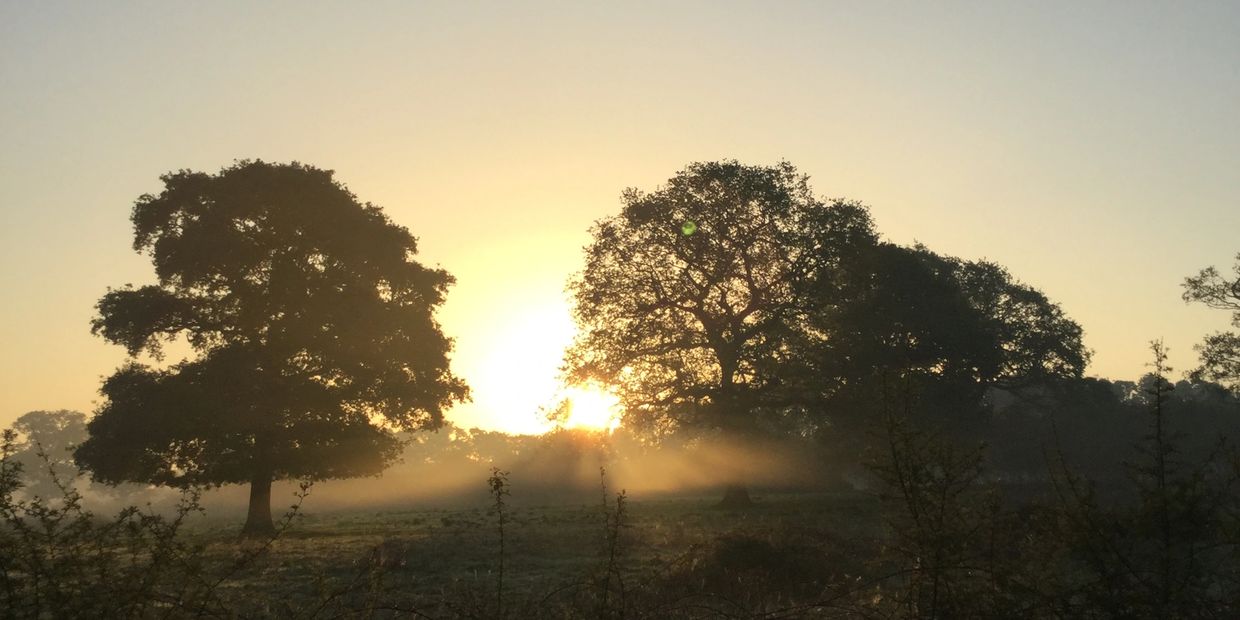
(1047, 341), (1240, 616)
(7, 410), (88, 499)
(867, 415), (1008, 618)
(76, 161), (468, 536)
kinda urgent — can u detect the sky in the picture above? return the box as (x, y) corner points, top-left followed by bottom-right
(2, 1), (1238, 434)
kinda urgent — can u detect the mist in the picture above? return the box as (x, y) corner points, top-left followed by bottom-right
(182, 426), (830, 517)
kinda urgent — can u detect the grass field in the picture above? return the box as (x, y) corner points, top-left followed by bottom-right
(16, 413), (1240, 617)
(184, 489), (885, 617)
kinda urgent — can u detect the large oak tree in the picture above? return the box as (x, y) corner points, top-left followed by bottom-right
(568, 161), (1089, 495)
(76, 161), (468, 535)
(565, 161), (875, 503)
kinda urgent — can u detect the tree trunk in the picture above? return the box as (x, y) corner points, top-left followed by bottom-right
(711, 367), (755, 509)
(241, 472), (276, 538)
(717, 483), (755, 509)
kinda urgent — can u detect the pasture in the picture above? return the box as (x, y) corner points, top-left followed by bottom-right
(186, 490), (882, 617)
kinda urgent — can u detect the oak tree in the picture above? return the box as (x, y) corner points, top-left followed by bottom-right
(568, 161), (1090, 491)
(566, 161), (876, 505)
(76, 161), (468, 535)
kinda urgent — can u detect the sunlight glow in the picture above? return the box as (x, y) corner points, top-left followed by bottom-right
(455, 290), (624, 435)
(559, 386), (622, 432)
(466, 301), (576, 435)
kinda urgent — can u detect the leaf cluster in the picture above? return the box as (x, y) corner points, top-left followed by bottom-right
(79, 161), (468, 488)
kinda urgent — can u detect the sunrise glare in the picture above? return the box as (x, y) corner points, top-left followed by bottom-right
(557, 387), (622, 432)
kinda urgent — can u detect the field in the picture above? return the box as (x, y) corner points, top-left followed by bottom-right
(10, 420), (1240, 618)
(186, 489), (884, 618)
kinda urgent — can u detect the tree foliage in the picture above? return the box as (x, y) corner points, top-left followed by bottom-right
(7, 410), (88, 499)
(805, 244), (1002, 425)
(76, 161), (468, 530)
(1183, 252), (1240, 393)
(568, 160), (1089, 445)
(566, 161), (876, 437)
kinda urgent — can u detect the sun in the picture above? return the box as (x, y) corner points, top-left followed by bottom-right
(450, 291), (625, 435)
(559, 386), (621, 431)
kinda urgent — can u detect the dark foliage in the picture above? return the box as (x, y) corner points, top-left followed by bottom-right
(1183, 252), (1240, 393)
(76, 161), (468, 535)
(6, 410), (89, 499)
(566, 160), (877, 440)
(0, 428), (312, 618)
(568, 161), (1089, 462)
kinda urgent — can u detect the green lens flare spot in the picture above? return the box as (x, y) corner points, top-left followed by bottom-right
(681, 220), (697, 236)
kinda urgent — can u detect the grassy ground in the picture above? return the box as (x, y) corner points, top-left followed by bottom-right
(184, 489), (884, 616)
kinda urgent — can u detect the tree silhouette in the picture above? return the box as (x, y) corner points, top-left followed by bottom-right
(950, 255), (1089, 388)
(75, 161), (468, 536)
(569, 161), (1091, 499)
(566, 161), (876, 503)
(1183, 252), (1240, 394)
(803, 242), (1087, 464)
(7, 410), (88, 499)
(805, 243), (1001, 430)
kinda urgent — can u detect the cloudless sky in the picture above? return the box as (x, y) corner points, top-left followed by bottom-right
(2, 1), (1238, 433)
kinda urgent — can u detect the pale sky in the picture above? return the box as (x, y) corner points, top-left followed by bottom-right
(2, 1), (1238, 434)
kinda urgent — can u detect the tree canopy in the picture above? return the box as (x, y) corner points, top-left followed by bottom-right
(804, 243), (1002, 424)
(566, 161), (876, 438)
(801, 242), (1088, 447)
(75, 161), (468, 534)
(567, 161), (1089, 447)
(7, 410), (88, 499)
(1183, 252), (1240, 393)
